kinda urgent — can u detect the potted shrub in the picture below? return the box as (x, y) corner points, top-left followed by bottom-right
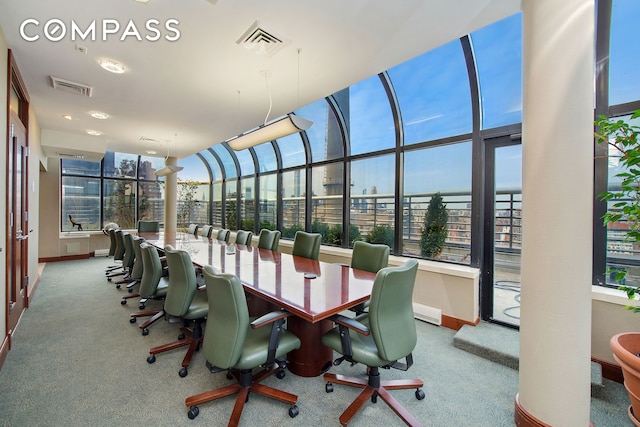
(420, 192), (448, 259)
(596, 110), (640, 424)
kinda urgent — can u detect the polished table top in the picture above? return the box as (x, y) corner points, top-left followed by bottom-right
(139, 232), (376, 323)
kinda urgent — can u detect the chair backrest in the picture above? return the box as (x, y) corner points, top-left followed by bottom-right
(108, 229), (117, 257)
(201, 225), (213, 238)
(368, 259), (419, 362)
(163, 245), (198, 317)
(187, 223), (199, 235)
(292, 231), (322, 260)
(235, 230), (253, 246)
(201, 266), (250, 369)
(122, 233), (136, 268)
(130, 237), (145, 280)
(114, 230), (126, 261)
(257, 229), (281, 251)
(217, 229), (230, 242)
(139, 243), (163, 298)
(137, 220), (160, 233)
(351, 241), (390, 274)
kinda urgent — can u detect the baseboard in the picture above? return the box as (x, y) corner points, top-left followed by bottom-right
(441, 314), (480, 331)
(26, 271), (41, 308)
(0, 335), (9, 372)
(592, 356), (623, 384)
(38, 253), (91, 263)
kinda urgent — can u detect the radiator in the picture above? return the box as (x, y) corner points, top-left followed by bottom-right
(413, 303), (442, 326)
(94, 249), (110, 257)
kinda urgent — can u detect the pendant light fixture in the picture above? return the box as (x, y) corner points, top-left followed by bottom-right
(156, 134), (184, 177)
(227, 51), (312, 151)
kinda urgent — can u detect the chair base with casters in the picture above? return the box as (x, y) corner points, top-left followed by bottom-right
(186, 362), (299, 423)
(146, 317), (205, 377)
(129, 307), (165, 336)
(324, 367), (425, 426)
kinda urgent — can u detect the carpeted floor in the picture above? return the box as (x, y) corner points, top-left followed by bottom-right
(0, 257), (633, 426)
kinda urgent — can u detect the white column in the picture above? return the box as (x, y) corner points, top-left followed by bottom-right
(164, 156), (178, 233)
(518, 0), (594, 426)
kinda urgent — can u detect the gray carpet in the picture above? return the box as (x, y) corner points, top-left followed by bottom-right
(0, 257), (632, 426)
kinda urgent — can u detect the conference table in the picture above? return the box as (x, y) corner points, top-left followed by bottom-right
(139, 231), (377, 377)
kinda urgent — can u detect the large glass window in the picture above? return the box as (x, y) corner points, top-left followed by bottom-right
(348, 76), (396, 155)
(471, 12), (523, 129)
(104, 152), (137, 178)
(388, 39), (472, 144)
(240, 177), (255, 231)
(226, 179), (238, 230)
(252, 142), (277, 172)
(138, 181), (164, 223)
(61, 176), (100, 231)
(282, 170), (305, 238)
(609, 0), (640, 105)
(350, 155), (395, 251)
(402, 142), (473, 263)
(296, 100), (344, 162)
(311, 163), (345, 246)
(259, 174), (277, 230)
(277, 133), (306, 168)
(103, 179), (137, 228)
(212, 144), (237, 179)
(61, 158), (100, 176)
(235, 149), (255, 176)
(138, 156), (165, 181)
(212, 182), (223, 227)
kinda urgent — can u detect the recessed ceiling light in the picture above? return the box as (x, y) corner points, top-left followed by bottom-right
(134, 0), (150, 3)
(89, 111), (109, 120)
(146, 150), (158, 155)
(86, 129), (102, 136)
(63, 114), (73, 120)
(97, 58), (126, 74)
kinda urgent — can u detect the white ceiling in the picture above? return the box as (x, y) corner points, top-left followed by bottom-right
(0, 0), (520, 161)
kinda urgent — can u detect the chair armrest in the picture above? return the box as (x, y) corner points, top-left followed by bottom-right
(329, 314), (370, 336)
(250, 310), (293, 329)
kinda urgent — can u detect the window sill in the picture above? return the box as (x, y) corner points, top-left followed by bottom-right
(592, 285), (640, 308)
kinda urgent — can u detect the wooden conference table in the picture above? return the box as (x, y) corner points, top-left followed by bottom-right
(139, 232), (376, 377)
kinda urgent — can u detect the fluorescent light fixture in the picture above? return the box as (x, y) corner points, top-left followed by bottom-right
(98, 58), (126, 74)
(89, 111), (109, 120)
(63, 114), (73, 120)
(156, 165), (184, 177)
(85, 129), (102, 136)
(227, 114), (313, 150)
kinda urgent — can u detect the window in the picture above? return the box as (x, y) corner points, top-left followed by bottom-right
(403, 142), (473, 263)
(240, 177), (255, 230)
(609, 0), (640, 105)
(282, 170), (305, 238)
(61, 176), (100, 231)
(277, 133), (306, 168)
(103, 179), (136, 228)
(226, 179), (238, 230)
(350, 155), (395, 251)
(471, 12), (523, 129)
(311, 163), (344, 245)
(259, 173), (277, 230)
(388, 39), (472, 144)
(296, 100), (344, 162)
(348, 76), (396, 155)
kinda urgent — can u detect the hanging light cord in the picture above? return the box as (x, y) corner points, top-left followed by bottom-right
(263, 71), (273, 126)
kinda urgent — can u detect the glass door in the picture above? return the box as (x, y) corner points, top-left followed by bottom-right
(482, 137), (522, 327)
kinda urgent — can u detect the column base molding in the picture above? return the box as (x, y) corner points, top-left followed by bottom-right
(515, 393), (593, 427)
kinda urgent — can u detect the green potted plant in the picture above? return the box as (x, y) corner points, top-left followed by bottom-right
(596, 109), (640, 424)
(420, 192), (448, 259)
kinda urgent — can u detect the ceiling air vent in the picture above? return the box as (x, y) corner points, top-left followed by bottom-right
(139, 136), (158, 143)
(50, 76), (94, 97)
(236, 20), (290, 57)
(57, 152), (85, 159)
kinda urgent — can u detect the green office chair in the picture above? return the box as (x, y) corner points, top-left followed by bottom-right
(147, 245), (208, 377)
(257, 229), (280, 251)
(107, 233), (135, 286)
(185, 266), (301, 423)
(128, 243), (169, 335)
(216, 228), (231, 242)
(348, 241), (390, 315)
(235, 230), (253, 246)
(187, 223), (199, 235)
(105, 229), (125, 274)
(200, 225), (213, 238)
(108, 228), (117, 257)
(292, 231), (322, 260)
(137, 220), (160, 233)
(118, 236), (146, 301)
(321, 259), (425, 426)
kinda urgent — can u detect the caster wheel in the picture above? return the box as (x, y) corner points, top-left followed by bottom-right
(139, 303), (145, 310)
(142, 328), (149, 336)
(116, 284), (121, 289)
(107, 278), (112, 282)
(128, 288), (133, 293)
(147, 355), (156, 364)
(371, 394), (378, 403)
(288, 405), (299, 418)
(187, 406), (199, 420)
(415, 388), (425, 400)
(179, 367), (188, 377)
(178, 333), (186, 340)
(325, 383), (333, 393)
(226, 372), (233, 380)
(276, 369), (285, 379)
(121, 299), (127, 305)
(130, 317), (136, 324)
